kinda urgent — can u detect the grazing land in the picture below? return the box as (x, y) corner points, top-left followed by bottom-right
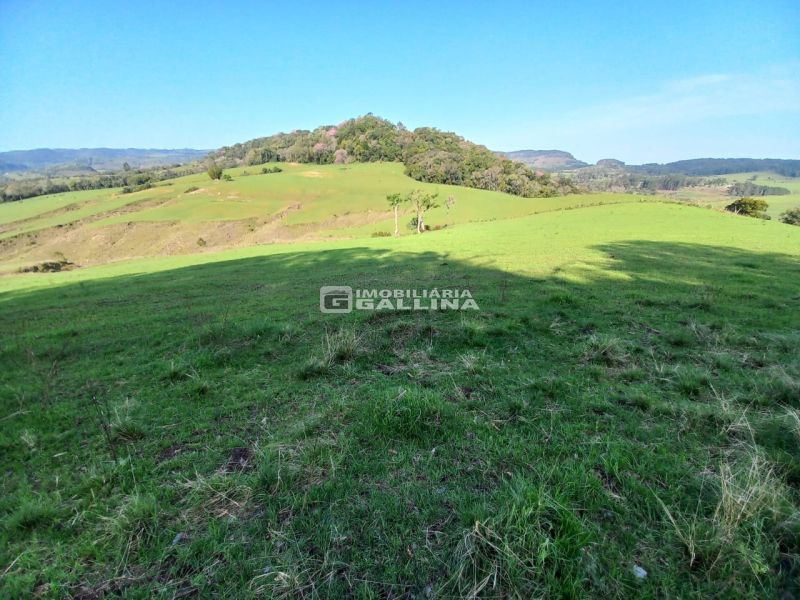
(669, 172), (800, 218)
(0, 162), (644, 274)
(1, 196), (799, 598)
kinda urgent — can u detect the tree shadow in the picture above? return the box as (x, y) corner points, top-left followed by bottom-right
(0, 239), (798, 598)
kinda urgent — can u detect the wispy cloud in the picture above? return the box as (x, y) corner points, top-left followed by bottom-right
(530, 64), (800, 137)
(511, 64), (800, 162)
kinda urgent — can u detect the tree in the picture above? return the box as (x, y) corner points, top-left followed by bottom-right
(780, 206), (800, 226)
(206, 160), (223, 180)
(122, 162), (131, 172)
(244, 148), (263, 166)
(334, 148), (349, 164)
(724, 197), (770, 219)
(386, 193), (403, 236)
(406, 189), (439, 233)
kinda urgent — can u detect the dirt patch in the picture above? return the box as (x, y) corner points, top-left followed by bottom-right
(19, 259), (77, 273)
(223, 446), (254, 472)
(158, 442), (189, 462)
(376, 363), (408, 375)
(301, 170), (324, 178)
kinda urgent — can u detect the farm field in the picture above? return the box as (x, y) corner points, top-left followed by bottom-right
(1, 201), (799, 598)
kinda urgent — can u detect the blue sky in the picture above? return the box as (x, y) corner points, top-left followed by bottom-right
(0, 0), (798, 163)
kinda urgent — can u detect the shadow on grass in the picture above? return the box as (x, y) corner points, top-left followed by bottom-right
(0, 240), (798, 598)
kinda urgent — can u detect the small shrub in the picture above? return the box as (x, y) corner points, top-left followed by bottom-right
(222, 173), (233, 181)
(206, 160), (223, 180)
(371, 231), (391, 237)
(261, 166), (283, 174)
(120, 182), (152, 194)
(184, 186), (199, 194)
(197, 237), (207, 247)
(779, 207), (800, 226)
(724, 197), (770, 219)
(407, 216), (430, 231)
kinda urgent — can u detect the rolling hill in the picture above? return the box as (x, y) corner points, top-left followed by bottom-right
(0, 162), (643, 273)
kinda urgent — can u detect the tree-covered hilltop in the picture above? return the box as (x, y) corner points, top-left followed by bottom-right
(212, 115), (577, 198)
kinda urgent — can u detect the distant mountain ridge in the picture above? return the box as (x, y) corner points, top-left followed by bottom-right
(497, 149), (587, 171)
(0, 148), (208, 173)
(501, 151), (800, 177)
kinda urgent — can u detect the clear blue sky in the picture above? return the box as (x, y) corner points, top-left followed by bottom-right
(1, 0), (798, 163)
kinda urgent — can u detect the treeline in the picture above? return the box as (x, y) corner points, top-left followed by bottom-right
(727, 181), (790, 196)
(213, 115), (577, 197)
(569, 169), (726, 193)
(0, 164), (205, 202)
(631, 158), (800, 177)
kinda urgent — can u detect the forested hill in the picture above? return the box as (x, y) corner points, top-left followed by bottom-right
(630, 158), (800, 177)
(212, 115), (577, 198)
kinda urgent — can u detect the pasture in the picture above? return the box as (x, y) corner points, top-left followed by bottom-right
(1, 201), (799, 597)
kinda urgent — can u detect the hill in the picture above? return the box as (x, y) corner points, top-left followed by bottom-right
(0, 148), (208, 173)
(211, 115), (577, 198)
(497, 149), (588, 170)
(0, 162), (640, 273)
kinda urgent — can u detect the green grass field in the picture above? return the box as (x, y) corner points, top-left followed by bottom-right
(2, 198), (799, 598)
(671, 172), (800, 218)
(0, 163), (649, 274)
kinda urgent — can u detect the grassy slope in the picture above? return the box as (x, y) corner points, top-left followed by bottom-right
(0, 163), (648, 272)
(1, 202), (799, 598)
(0, 189), (121, 228)
(672, 172), (800, 218)
(0, 187), (173, 240)
(1, 162), (627, 232)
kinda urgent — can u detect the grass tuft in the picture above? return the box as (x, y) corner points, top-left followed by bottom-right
(102, 493), (160, 550)
(581, 334), (629, 366)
